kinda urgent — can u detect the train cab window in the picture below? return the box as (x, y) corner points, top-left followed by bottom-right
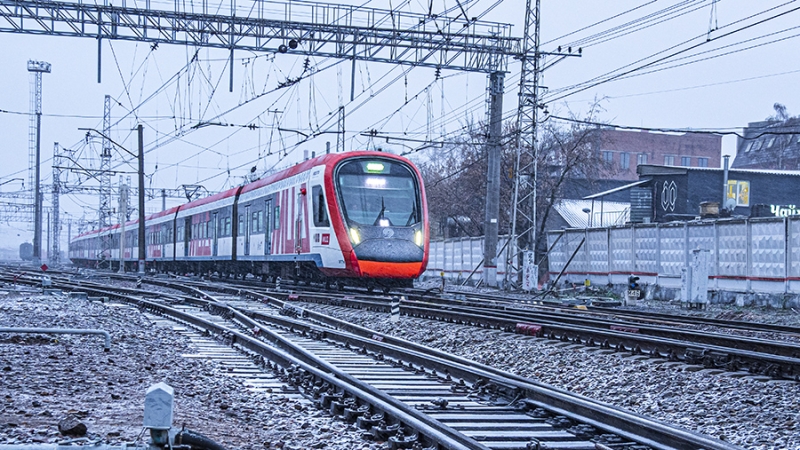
(312, 185), (330, 227)
(335, 159), (421, 227)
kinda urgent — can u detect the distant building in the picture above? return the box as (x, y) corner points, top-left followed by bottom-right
(733, 119), (800, 170)
(583, 164), (800, 224)
(547, 129), (723, 228)
(592, 129), (722, 181)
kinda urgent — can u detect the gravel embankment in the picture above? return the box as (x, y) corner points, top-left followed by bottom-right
(0, 290), (377, 450)
(302, 301), (800, 450)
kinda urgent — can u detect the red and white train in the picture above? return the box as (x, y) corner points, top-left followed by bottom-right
(69, 151), (429, 288)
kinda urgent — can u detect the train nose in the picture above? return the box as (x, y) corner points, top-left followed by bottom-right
(353, 238), (424, 263)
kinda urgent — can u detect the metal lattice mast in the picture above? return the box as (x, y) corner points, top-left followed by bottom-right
(100, 94), (113, 228)
(51, 142), (61, 264)
(27, 60), (50, 264)
(336, 107), (345, 153)
(96, 95), (114, 268)
(508, 0), (541, 288)
(0, 0), (516, 74)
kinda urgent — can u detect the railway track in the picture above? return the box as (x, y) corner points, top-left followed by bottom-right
(0, 269), (740, 450)
(66, 269), (800, 380)
(17, 266), (800, 379)
(228, 284), (800, 381)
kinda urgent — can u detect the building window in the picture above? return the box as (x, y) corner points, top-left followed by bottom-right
(602, 151), (613, 164)
(664, 155), (675, 166)
(698, 157), (708, 167)
(637, 153), (648, 165)
(681, 156), (691, 166)
(620, 152), (630, 170)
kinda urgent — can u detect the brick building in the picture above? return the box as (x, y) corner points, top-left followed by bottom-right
(593, 129), (722, 181)
(732, 119), (800, 170)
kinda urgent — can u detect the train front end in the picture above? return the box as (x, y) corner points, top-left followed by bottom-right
(332, 154), (428, 285)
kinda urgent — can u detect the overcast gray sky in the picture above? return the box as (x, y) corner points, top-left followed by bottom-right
(1, 0), (799, 254)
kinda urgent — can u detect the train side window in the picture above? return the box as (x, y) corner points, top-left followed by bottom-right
(274, 206), (280, 230)
(238, 214), (245, 235)
(251, 210), (263, 233)
(312, 185), (330, 227)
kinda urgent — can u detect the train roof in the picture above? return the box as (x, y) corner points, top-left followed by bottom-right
(73, 218), (139, 240)
(241, 150), (412, 194)
(71, 150), (413, 241)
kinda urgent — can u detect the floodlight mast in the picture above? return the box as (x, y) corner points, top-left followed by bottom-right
(27, 60), (51, 266)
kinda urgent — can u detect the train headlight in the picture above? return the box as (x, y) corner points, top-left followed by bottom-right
(415, 230), (423, 247)
(349, 228), (361, 245)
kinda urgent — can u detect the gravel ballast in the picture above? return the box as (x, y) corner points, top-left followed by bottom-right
(0, 290), (377, 450)
(3, 284), (799, 450)
(301, 301), (800, 450)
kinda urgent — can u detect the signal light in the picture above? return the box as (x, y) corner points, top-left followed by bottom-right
(628, 275), (640, 289)
(288, 39), (298, 49)
(365, 162), (385, 173)
(278, 44), (288, 53)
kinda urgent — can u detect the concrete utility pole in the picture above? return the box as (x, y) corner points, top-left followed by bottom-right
(51, 142), (61, 264)
(118, 177), (127, 273)
(137, 124), (145, 274)
(28, 60), (50, 265)
(482, 72), (505, 287)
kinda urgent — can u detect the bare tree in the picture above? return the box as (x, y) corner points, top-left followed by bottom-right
(416, 107), (614, 276)
(531, 113), (616, 261)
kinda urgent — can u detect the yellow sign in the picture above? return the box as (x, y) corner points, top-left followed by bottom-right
(726, 180), (750, 207)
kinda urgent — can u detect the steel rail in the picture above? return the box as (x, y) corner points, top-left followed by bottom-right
(403, 287), (800, 336)
(1, 275), (490, 450)
(401, 300), (800, 357)
(229, 294), (741, 450)
(6, 271), (741, 449)
(118, 275), (741, 449)
(101, 274), (800, 379)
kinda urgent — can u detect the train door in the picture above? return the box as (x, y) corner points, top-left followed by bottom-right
(264, 199), (273, 255)
(183, 217), (191, 257)
(243, 205), (251, 256)
(212, 212), (219, 257)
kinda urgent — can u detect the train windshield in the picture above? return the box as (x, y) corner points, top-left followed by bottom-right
(336, 159), (421, 227)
